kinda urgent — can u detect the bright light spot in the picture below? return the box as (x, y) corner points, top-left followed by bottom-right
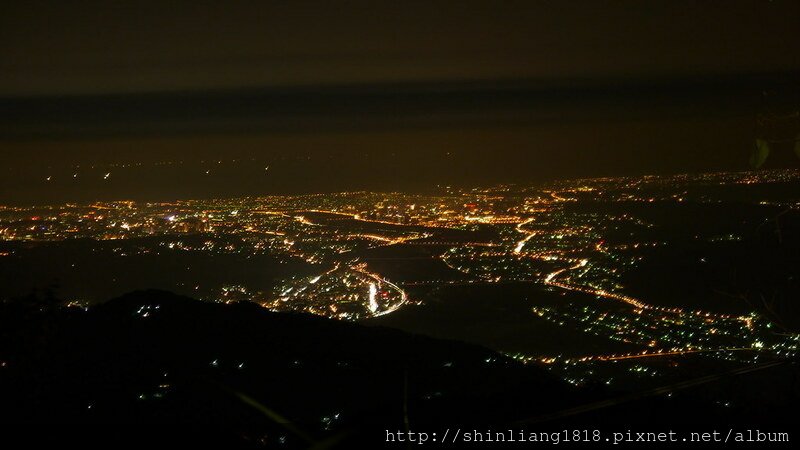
(368, 283), (379, 314)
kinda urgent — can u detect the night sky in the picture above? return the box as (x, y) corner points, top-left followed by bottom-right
(1, 1), (799, 204)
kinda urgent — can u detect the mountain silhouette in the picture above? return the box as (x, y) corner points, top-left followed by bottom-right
(0, 290), (581, 447)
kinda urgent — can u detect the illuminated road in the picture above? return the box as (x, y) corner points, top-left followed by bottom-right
(514, 217), (536, 254)
(570, 348), (758, 363)
(351, 264), (410, 317)
(542, 258), (745, 320)
(368, 282), (379, 314)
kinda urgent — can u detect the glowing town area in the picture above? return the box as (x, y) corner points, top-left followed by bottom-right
(2, 169), (798, 388)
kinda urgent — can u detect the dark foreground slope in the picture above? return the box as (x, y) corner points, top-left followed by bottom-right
(0, 290), (581, 447)
(1, 290), (797, 448)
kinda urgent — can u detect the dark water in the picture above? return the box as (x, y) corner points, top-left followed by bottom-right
(367, 283), (640, 357)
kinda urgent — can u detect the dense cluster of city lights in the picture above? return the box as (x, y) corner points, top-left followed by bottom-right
(2, 169), (798, 386)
